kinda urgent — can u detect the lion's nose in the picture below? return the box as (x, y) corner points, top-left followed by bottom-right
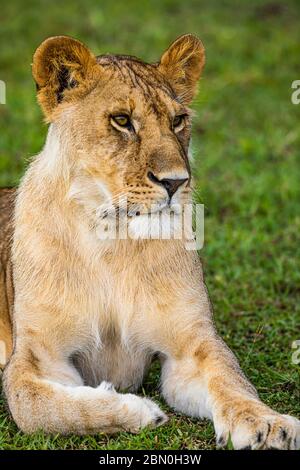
(147, 171), (189, 199)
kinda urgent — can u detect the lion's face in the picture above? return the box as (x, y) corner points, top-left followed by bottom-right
(32, 35), (205, 236)
(67, 58), (193, 215)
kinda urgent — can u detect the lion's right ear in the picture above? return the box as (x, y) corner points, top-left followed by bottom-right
(32, 36), (98, 121)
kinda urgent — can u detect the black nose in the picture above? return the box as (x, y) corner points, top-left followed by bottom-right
(147, 172), (188, 199)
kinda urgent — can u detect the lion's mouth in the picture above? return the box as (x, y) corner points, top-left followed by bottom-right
(127, 202), (169, 218)
(97, 198), (184, 225)
(95, 199), (189, 242)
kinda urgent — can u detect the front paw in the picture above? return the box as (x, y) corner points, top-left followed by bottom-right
(214, 400), (300, 450)
(120, 394), (168, 433)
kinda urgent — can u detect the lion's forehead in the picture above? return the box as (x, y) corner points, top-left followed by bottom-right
(95, 54), (178, 115)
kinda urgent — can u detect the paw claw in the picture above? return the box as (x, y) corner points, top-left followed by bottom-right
(216, 435), (227, 448)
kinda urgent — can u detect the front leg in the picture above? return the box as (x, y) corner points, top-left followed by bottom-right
(161, 327), (300, 449)
(4, 316), (167, 435)
(4, 346), (167, 434)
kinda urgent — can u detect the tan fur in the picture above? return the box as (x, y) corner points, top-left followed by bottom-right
(0, 188), (14, 368)
(1, 35), (299, 448)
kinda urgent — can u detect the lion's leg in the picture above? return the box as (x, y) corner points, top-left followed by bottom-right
(3, 337), (167, 434)
(161, 327), (300, 449)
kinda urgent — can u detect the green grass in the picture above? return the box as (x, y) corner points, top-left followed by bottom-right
(1, 0), (300, 450)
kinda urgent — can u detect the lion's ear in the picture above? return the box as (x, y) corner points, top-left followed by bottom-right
(32, 36), (97, 121)
(157, 34), (205, 104)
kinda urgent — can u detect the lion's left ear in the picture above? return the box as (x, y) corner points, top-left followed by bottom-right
(32, 35), (98, 121)
(157, 34), (205, 104)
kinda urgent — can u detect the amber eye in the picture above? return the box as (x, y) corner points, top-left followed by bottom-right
(173, 114), (186, 131)
(111, 115), (132, 129)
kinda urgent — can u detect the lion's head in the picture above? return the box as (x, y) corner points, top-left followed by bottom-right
(32, 34), (205, 239)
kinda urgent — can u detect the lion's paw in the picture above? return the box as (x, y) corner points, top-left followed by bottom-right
(120, 394), (168, 433)
(215, 401), (300, 450)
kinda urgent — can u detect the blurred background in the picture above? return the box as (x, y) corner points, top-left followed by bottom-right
(0, 0), (300, 450)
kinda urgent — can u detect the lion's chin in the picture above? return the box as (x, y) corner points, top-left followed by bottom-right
(127, 209), (183, 241)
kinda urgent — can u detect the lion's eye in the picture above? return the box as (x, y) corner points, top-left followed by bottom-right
(173, 114), (186, 132)
(111, 115), (132, 129)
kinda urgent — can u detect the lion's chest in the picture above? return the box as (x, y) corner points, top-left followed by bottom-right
(66, 240), (160, 390)
(71, 338), (153, 391)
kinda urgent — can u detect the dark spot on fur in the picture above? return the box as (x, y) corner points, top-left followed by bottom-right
(56, 66), (69, 103)
(217, 435), (226, 447)
(155, 415), (165, 425)
(56, 66), (77, 103)
(256, 431), (263, 443)
(27, 349), (40, 374)
(266, 422), (271, 439)
(69, 78), (77, 89)
(245, 416), (256, 424)
(280, 428), (288, 441)
(193, 345), (208, 362)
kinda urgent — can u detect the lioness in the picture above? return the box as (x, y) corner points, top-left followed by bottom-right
(0, 34), (299, 449)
